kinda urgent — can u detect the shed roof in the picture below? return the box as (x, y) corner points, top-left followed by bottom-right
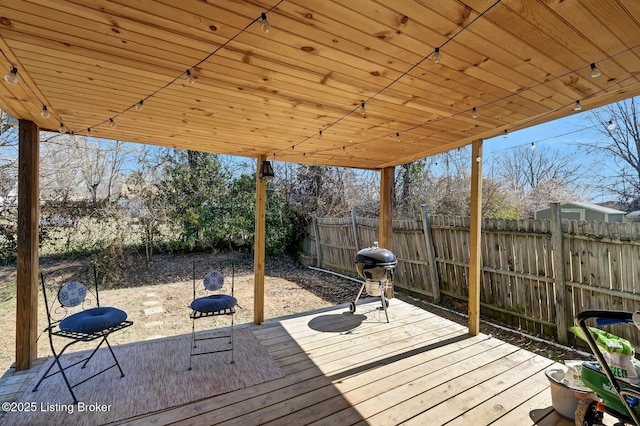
(534, 201), (627, 215)
(1, 0), (640, 169)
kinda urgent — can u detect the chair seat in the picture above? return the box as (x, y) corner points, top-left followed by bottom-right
(59, 307), (128, 334)
(191, 294), (237, 313)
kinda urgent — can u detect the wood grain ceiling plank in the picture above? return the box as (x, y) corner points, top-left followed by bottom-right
(16, 0), (556, 131)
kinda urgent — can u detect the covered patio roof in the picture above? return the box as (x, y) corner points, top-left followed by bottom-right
(2, 0), (640, 371)
(1, 0), (639, 170)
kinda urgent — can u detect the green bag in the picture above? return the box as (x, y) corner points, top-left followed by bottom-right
(571, 326), (639, 382)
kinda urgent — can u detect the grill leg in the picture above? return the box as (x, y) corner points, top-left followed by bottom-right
(379, 283), (389, 323)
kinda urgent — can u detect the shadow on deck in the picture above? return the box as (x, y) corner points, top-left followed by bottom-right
(0, 298), (581, 425)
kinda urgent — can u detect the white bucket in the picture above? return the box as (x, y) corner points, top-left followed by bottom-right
(545, 365), (592, 420)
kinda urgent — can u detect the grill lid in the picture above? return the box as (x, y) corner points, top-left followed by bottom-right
(355, 242), (397, 266)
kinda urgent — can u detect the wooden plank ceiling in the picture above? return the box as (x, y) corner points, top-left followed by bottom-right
(0, 0), (639, 170)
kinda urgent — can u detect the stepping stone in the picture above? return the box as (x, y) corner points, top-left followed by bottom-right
(143, 300), (160, 306)
(144, 321), (163, 328)
(145, 293), (158, 298)
(144, 306), (164, 315)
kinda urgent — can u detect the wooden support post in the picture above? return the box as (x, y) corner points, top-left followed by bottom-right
(379, 167), (394, 298)
(253, 155), (267, 325)
(468, 140), (483, 336)
(421, 204), (441, 303)
(550, 202), (569, 344)
(16, 120), (39, 370)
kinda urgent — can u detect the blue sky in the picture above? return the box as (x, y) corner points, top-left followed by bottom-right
(483, 110), (616, 202)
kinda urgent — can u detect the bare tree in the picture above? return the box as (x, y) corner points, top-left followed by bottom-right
(586, 97), (640, 210)
(40, 134), (132, 203)
(493, 145), (590, 217)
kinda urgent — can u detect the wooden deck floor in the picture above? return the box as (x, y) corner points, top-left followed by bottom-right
(108, 298), (581, 426)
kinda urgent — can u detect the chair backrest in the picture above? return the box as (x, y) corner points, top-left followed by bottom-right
(192, 259), (235, 299)
(40, 264), (99, 327)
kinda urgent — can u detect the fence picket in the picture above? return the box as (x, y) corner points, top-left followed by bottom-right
(306, 213), (640, 343)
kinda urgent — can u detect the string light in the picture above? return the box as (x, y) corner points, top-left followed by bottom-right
(318, 129), (323, 139)
(109, 118), (117, 128)
(396, 132), (401, 142)
(531, 142), (536, 151)
(342, 146), (346, 152)
(502, 129), (508, 138)
(3, 65), (18, 84)
(185, 69), (195, 85)
(58, 122), (65, 133)
(40, 105), (50, 119)
(590, 63), (601, 78)
(432, 47), (442, 64)
(574, 100), (582, 111)
(475, 156), (481, 163)
(87, 128), (92, 137)
(260, 13), (272, 33)
(359, 102), (366, 117)
(472, 107), (479, 119)
(607, 120), (617, 131)
(135, 100), (144, 111)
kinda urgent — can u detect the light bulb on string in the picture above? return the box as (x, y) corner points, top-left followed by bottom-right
(531, 142), (536, 151)
(135, 100), (144, 111)
(3, 66), (18, 84)
(40, 105), (50, 119)
(472, 107), (479, 119)
(109, 118), (117, 129)
(396, 132), (401, 142)
(502, 129), (508, 138)
(58, 122), (65, 133)
(318, 130), (323, 139)
(432, 47), (442, 64)
(607, 120), (617, 131)
(342, 146), (346, 153)
(291, 145), (294, 152)
(260, 13), (272, 33)
(87, 128), (92, 137)
(359, 102), (366, 117)
(574, 100), (582, 111)
(475, 156), (481, 163)
(186, 69), (195, 85)
(590, 63), (601, 78)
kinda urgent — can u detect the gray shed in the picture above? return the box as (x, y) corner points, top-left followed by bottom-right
(534, 202), (626, 222)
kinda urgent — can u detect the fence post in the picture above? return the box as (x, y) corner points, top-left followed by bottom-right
(550, 202), (569, 344)
(312, 213), (322, 268)
(421, 205), (441, 302)
(351, 207), (361, 251)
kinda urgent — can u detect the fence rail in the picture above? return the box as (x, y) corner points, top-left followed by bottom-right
(303, 205), (640, 345)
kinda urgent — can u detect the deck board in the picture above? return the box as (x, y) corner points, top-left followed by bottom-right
(121, 298), (576, 425)
(1, 298), (586, 425)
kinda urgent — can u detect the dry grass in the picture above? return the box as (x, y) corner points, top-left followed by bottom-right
(0, 253), (358, 374)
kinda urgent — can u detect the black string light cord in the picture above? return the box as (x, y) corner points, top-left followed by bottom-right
(275, 0), (504, 157)
(0, 0), (284, 136)
(278, 42), (640, 161)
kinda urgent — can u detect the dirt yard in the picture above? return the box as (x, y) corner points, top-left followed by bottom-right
(0, 252), (590, 374)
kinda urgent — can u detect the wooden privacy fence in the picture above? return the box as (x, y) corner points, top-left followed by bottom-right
(304, 205), (640, 345)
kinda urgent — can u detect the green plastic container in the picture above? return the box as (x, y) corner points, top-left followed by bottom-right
(581, 361), (640, 418)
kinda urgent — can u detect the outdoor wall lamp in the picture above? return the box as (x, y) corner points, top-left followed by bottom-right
(259, 160), (275, 180)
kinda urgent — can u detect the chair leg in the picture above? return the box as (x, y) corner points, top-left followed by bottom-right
(32, 339), (79, 404)
(103, 337), (126, 378)
(230, 314), (235, 364)
(80, 337), (106, 369)
(188, 318), (196, 371)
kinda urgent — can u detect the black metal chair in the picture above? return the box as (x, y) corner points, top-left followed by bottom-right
(33, 264), (133, 403)
(188, 259), (238, 370)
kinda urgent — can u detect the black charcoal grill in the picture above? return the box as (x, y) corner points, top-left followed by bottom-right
(351, 242), (397, 322)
